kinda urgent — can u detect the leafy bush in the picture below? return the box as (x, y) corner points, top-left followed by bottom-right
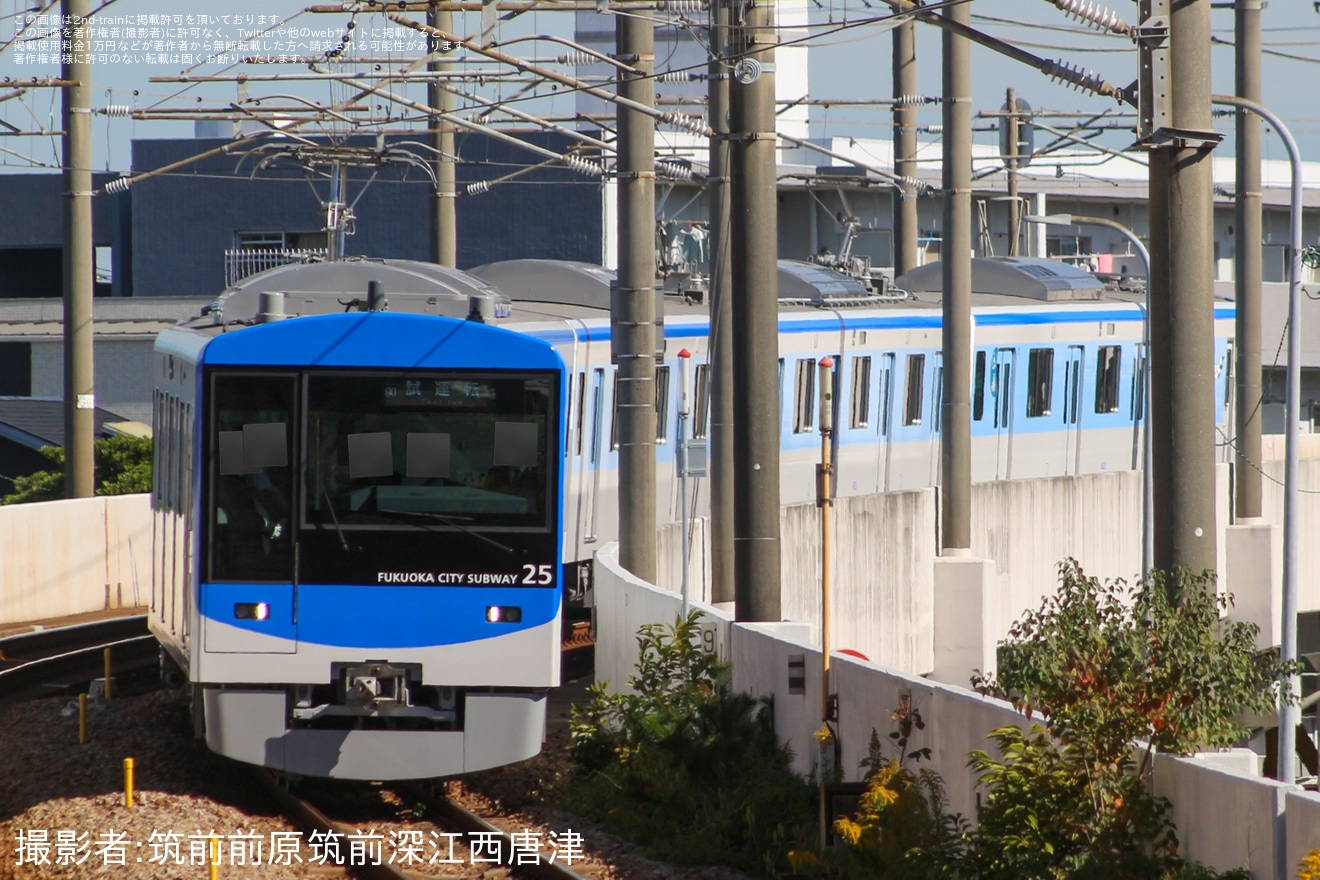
(2, 435), (152, 504)
(827, 701), (969, 880)
(968, 560), (1298, 880)
(564, 611), (816, 875)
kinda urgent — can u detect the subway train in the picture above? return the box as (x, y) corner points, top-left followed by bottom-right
(148, 254), (1234, 780)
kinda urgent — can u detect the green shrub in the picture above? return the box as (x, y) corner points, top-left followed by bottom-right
(968, 560), (1299, 880)
(2, 434), (152, 504)
(564, 611), (816, 875)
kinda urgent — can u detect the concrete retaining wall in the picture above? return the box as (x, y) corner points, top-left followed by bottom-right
(595, 542), (1320, 880)
(0, 493), (151, 624)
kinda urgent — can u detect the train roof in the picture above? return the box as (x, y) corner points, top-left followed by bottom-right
(167, 256), (1229, 342)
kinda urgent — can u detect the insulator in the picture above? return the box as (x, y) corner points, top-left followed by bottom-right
(1042, 59), (1110, 96)
(103, 176), (133, 194)
(659, 0), (705, 12)
(659, 111), (710, 136)
(558, 50), (596, 67)
(465, 180), (491, 196)
(920, 124), (944, 134)
(896, 176), (924, 192)
(657, 71), (694, 84)
(98, 104), (134, 117)
(1052, 0), (1132, 36)
(657, 160), (693, 181)
(564, 154), (604, 177)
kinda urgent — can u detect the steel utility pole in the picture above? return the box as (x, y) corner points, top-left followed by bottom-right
(62, 0), (94, 499)
(429, 3), (457, 266)
(613, 7), (657, 581)
(708, 1), (735, 604)
(892, 18), (918, 276)
(729, 0), (781, 621)
(1234, 0), (1263, 520)
(940, 0), (972, 552)
(1144, 0), (1219, 576)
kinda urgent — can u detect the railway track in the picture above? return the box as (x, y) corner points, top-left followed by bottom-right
(0, 615), (159, 705)
(252, 769), (590, 880)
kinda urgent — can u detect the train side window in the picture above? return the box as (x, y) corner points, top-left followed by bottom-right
(973, 351), (987, 421)
(152, 390), (163, 507)
(655, 366), (671, 443)
(1026, 348), (1054, 418)
(877, 353), (894, 437)
(1130, 348), (1147, 422)
(903, 354), (925, 426)
(793, 359), (817, 433)
(574, 371), (586, 456)
(850, 356), (871, 429)
(778, 358), (785, 427)
(693, 364), (711, 439)
(590, 368), (605, 463)
(932, 361), (944, 433)
(610, 372), (619, 451)
(1094, 345), (1121, 414)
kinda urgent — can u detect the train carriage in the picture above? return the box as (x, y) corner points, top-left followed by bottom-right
(151, 254), (1234, 780)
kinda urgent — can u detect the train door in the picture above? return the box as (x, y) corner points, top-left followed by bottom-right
(992, 348), (1016, 480)
(875, 353), (895, 492)
(1063, 345), (1085, 475)
(1130, 344), (1148, 470)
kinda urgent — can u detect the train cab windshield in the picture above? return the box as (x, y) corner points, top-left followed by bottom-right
(303, 372), (554, 530)
(206, 369), (559, 586)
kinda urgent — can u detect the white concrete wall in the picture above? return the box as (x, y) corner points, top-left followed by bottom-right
(1286, 790), (1320, 878)
(0, 493), (151, 624)
(593, 543), (1320, 880)
(1261, 458), (1320, 614)
(1152, 752), (1289, 879)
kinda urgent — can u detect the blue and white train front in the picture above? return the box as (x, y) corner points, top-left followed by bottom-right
(165, 313), (566, 780)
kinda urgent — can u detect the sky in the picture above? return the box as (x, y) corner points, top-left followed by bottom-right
(2, 0), (1320, 175)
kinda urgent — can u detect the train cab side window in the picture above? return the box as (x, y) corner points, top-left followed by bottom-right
(973, 351), (987, 421)
(794, 359), (817, 433)
(655, 366), (671, 443)
(903, 354), (925, 426)
(1026, 348), (1054, 418)
(208, 373), (295, 582)
(850, 356), (872, 429)
(693, 364), (711, 439)
(1094, 345), (1121, 414)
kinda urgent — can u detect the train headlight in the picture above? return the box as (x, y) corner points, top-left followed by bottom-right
(485, 605), (522, 623)
(234, 602), (270, 621)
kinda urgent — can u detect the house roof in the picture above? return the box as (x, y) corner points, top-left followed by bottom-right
(0, 397), (134, 451)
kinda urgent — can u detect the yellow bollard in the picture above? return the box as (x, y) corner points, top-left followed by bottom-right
(103, 648), (112, 701)
(209, 834), (219, 880)
(123, 757), (134, 808)
(78, 694), (88, 745)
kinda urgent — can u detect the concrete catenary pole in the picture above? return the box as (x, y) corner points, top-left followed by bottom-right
(1006, 87), (1021, 258)
(940, 0), (972, 552)
(1234, 0), (1263, 520)
(708, 1), (735, 604)
(1147, 0), (1218, 576)
(429, 3), (458, 267)
(613, 8), (657, 581)
(729, 0), (781, 620)
(62, 0), (95, 499)
(892, 18), (918, 276)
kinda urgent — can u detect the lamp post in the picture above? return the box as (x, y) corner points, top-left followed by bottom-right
(1024, 214), (1152, 578)
(1210, 94), (1303, 788)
